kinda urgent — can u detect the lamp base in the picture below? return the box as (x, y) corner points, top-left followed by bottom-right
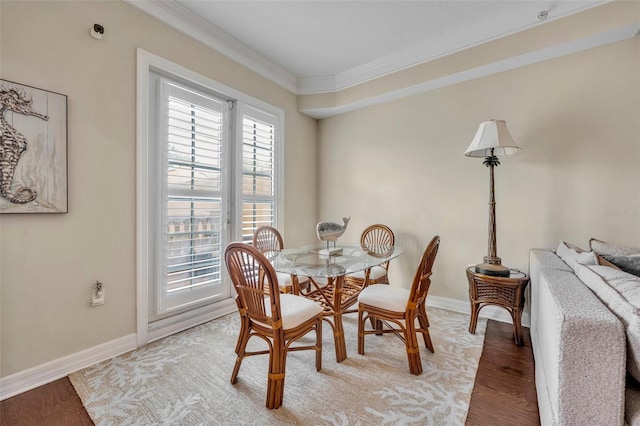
(475, 262), (510, 277)
(483, 256), (503, 265)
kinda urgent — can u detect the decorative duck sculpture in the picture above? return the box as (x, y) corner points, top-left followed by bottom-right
(316, 217), (350, 243)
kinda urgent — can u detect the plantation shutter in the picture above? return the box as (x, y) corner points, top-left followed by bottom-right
(238, 104), (278, 242)
(157, 79), (229, 314)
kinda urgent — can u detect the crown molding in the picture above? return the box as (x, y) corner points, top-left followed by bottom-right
(123, 0), (298, 93)
(297, 1), (609, 94)
(125, 0), (630, 117)
(297, 74), (338, 94)
(300, 23), (640, 119)
(127, 0), (610, 96)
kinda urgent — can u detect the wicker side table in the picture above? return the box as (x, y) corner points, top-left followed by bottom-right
(466, 267), (530, 346)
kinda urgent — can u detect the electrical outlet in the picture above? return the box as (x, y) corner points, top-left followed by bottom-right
(90, 281), (105, 307)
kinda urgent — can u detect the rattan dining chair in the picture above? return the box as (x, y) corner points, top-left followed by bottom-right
(253, 226), (311, 293)
(225, 242), (323, 409)
(357, 235), (440, 375)
(345, 224), (395, 287)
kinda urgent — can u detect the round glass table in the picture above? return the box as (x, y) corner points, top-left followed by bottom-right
(271, 245), (403, 362)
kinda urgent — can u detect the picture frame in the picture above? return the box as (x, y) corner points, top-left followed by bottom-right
(0, 79), (68, 213)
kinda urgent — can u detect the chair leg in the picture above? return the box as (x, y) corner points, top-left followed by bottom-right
(234, 315), (249, 355)
(368, 317), (379, 332)
(358, 306), (366, 355)
(369, 282), (387, 334)
(511, 308), (524, 346)
(266, 343), (286, 409)
(231, 323), (250, 384)
(421, 304), (430, 327)
(315, 317), (323, 371)
(469, 301), (480, 334)
(233, 298), (246, 355)
(370, 317), (383, 335)
(405, 318), (423, 375)
(417, 304), (434, 353)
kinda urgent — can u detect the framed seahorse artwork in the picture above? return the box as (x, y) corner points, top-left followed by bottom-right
(0, 79), (67, 213)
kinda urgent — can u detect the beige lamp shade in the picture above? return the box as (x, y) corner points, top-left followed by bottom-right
(464, 119), (521, 157)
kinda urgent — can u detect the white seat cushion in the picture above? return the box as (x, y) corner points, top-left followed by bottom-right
(264, 294), (323, 330)
(358, 284), (410, 313)
(276, 272), (310, 287)
(346, 266), (386, 281)
(275, 273), (327, 292)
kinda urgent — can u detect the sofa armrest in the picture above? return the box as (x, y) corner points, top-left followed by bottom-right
(533, 268), (625, 426)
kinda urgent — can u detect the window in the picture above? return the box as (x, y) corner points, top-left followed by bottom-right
(137, 50), (283, 342)
(157, 80), (229, 315)
(238, 105), (277, 242)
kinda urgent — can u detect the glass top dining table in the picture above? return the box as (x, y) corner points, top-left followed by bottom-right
(271, 244), (403, 362)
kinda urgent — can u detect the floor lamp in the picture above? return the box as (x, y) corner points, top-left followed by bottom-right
(465, 119), (521, 277)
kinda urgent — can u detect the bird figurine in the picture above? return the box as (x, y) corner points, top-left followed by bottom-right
(316, 217), (350, 255)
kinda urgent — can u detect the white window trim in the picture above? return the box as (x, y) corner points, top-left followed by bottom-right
(136, 48), (284, 346)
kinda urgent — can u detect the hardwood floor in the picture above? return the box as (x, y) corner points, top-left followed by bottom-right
(0, 319), (539, 425)
(0, 376), (92, 426)
(467, 320), (540, 426)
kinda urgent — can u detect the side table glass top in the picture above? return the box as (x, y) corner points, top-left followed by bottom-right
(272, 245), (403, 277)
(466, 266), (527, 279)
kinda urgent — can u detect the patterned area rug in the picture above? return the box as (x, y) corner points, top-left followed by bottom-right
(70, 307), (486, 425)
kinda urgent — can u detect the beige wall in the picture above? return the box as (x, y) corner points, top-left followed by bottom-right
(1, 0), (639, 381)
(0, 1), (317, 376)
(318, 37), (640, 302)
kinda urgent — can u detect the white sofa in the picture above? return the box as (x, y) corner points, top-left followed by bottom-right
(529, 248), (640, 425)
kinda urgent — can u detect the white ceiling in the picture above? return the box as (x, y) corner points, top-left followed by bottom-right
(130, 0), (607, 94)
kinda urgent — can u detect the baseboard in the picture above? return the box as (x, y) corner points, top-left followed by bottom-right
(147, 300), (237, 343)
(1, 295), (526, 401)
(0, 334), (137, 401)
(427, 295), (531, 328)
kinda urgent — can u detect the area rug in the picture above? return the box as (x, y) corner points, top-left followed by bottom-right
(70, 307), (487, 425)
